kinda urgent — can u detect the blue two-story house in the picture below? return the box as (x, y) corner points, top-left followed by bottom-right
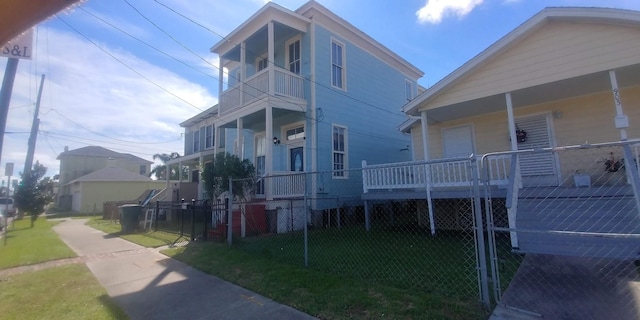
(168, 1), (423, 226)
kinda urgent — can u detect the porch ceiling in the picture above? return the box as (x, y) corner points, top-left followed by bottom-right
(221, 21), (304, 63)
(216, 107), (304, 131)
(424, 63), (640, 124)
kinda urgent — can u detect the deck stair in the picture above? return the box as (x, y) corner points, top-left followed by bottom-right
(515, 188), (640, 260)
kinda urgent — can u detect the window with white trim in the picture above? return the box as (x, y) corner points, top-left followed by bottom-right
(193, 130), (200, 153)
(332, 125), (347, 178)
(205, 124), (214, 149)
(405, 80), (414, 102)
(256, 55), (268, 72)
(286, 36), (301, 75)
(331, 40), (345, 89)
(285, 125), (305, 141)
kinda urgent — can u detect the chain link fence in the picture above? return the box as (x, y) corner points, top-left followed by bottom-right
(230, 165), (487, 304)
(484, 141), (640, 319)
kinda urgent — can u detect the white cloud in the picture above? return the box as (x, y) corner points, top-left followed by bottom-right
(416, 0), (484, 24)
(1, 27), (216, 178)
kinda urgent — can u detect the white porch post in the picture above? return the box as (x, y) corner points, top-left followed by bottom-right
(505, 92), (517, 151)
(218, 57), (224, 106)
(240, 42), (246, 106)
(198, 155), (204, 199)
(237, 118), (244, 159)
(609, 70), (629, 141)
(505, 92), (519, 248)
(420, 111), (436, 235)
(268, 21), (275, 96)
(266, 105), (274, 200)
(420, 111), (429, 161)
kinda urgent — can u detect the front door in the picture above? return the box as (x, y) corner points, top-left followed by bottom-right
(516, 113), (559, 186)
(290, 147), (303, 172)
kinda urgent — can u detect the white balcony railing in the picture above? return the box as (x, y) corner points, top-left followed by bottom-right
(219, 67), (305, 116)
(268, 171), (305, 198)
(362, 155), (511, 193)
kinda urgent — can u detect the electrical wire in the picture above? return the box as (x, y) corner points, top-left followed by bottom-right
(56, 15), (203, 112)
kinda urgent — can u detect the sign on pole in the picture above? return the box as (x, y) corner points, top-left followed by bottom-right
(5, 162), (13, 177)
(1, 29), (33, 60)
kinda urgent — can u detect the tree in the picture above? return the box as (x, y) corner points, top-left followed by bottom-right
(202, 153), (255, 200)
(149, 152), (185, 180)
(14, 161), (54, 227)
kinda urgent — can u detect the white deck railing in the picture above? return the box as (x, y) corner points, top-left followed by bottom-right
(267, 171), (305, 198)
(219, 67), (305, 116)
(362, 155), (511, 193)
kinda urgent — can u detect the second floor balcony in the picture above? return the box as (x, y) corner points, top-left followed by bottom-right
(220, 66), (305, 116)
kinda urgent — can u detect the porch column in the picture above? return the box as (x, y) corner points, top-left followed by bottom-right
(266, 105), (274, 200)
(198, 155), (204, 199)
(237, 118), (244, 159)
(420, 110), (436, 235)
(608, 70), (629, 141)
(268, 21), (275, 96)
(240, 42), (246, 106)
(420, 111), (429, 161)
(218, 57), (224, 105)
(505, 92), (517, 151)
(213, 124), (219, 155)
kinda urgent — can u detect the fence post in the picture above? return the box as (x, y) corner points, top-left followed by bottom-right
(227, 178), (233, 246)
(154, 200), (159, 232)
(191, 199), (196, 242)
(180, 198), (185, 237)
(304, 174), (309, 267)
(470, 158), (490, 309)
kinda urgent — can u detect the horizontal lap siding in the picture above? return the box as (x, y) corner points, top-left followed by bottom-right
(430, 22), (640, 109)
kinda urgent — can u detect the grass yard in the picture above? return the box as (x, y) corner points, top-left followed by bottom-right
(0, 264), (128, 320)
(164, 242), (487, 320)
(87, 217), (188, 248)
(235, 227), (482, 300)
(0, 218), (76, 269)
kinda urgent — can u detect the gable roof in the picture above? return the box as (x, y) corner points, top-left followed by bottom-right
(57, 146), (151, 164)
(403, 7), (640, 116)
(67, 166), (152, 185)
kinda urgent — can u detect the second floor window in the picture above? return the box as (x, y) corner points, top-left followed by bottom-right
(205, 125), (214, 149)
(405, 80), (414, 102)
(287, 38), (301, 75)
(331, 40), (345, 89)
(193, 131), (200, 153)
(139, 165), (146, 175)
(256, 55), (268, 72)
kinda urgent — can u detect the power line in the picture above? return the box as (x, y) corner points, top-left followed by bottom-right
(56, 15), (203, 112)
(152, 0), (408, 119)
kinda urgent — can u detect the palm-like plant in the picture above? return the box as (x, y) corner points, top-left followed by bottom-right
(149, 152), (181, 180)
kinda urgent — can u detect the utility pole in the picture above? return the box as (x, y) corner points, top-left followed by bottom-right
(0, 58), (19, 164)
(23, 74), (44, 176)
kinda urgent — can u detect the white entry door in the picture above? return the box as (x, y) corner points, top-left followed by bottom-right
(516, 113), (559, 186)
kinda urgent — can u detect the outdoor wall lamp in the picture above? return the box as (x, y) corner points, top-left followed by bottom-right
(273, 136), (280, 145)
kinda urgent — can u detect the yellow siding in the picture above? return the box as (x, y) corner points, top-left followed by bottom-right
(78, 181), (166, 214)
(429, 22), (640, 109)
(414, 85), (640, 160)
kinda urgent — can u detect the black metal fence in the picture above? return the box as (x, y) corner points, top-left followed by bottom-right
(144, 199), (227, 242)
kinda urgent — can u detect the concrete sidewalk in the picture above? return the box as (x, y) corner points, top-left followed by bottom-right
(53, 219), (317, 320)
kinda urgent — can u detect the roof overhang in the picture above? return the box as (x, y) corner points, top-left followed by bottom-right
(0, 0), (82, 45)
(180, 105), (219, 127)
(403, 7), (640, 116)
(210, 2), (310, 55)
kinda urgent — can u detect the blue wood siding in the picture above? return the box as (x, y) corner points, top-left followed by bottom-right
(311, 25), (413, 196)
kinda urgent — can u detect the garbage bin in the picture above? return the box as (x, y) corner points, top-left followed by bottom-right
(119, 204), (141, 233)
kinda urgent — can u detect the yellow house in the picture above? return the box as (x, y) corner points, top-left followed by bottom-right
(57, 146), (153, 210)
(65, 166), (165, 214)
(401, 7), (640, 186)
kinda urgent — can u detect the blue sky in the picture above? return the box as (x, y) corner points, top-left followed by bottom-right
(1, 0), (639, 181)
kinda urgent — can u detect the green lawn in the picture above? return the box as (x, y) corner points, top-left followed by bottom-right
(164, 242), (487, 320)
(0, 264), (128, 320)
(87, 217), (188, 248)
(0, 218), (76, 269)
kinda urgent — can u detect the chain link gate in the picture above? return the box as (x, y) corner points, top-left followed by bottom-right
(228, 159), (493, 312)
(483, 141), (640, 319)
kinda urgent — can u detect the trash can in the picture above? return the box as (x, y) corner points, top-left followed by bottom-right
(119, 204), (141, 233)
